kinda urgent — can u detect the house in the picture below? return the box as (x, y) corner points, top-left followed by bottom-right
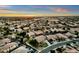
(35, 35), (46, 43)
(11, 46), (29, 53)
(34, 30), (43, 36)
(56, 33), (68, 39)
(0, 42), (18, 53)
(65, 32), (76, 38)
(27, 32), (35, 36)
(47, 35), (57, 41)
(0, 38), (11, 46)
(63, 47), (78, 53)
(23, 27), (29, 30)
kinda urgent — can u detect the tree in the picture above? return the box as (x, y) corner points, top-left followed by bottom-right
(3, 27), (11, 36)
(29, 39), (38, 47)
(67, 27), (70, 30)
(48, 39), (53, 44)
(56, 48), (62, 53)
(26, 34), (30, 39)
(50, 50), (55, 53)
(17, 31), (26, 37)
(63, 27), (65, 30)
(45, 20), (49, 26)
(45, 31), (49, 35)
(75, 31), (78, 35)
(20, 37), (23, 44)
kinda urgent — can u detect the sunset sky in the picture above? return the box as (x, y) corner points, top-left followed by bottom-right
(0, 5), (79, 16)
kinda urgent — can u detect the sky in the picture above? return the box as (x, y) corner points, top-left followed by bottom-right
(0, 5), (79, 16)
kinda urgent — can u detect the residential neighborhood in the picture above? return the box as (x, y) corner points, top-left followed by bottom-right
(0, 16), (79, 53)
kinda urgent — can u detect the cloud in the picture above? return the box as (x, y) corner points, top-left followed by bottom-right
(0, 8), (44, 14)
(0, 5), (11, 9)
(0, 5), (15, 13)
(52, 8), (79, 13)
(52, 8), (70, 13)
(0, 9), (17, 13)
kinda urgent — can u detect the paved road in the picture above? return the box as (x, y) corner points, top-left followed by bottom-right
(39, 39), (79, 53)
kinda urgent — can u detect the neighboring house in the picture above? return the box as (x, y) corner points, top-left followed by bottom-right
(11, 46), (29, 53)
(0, 38), (11, 46)
(0, 42), (18, 53)
(34, 30), (43, 36)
